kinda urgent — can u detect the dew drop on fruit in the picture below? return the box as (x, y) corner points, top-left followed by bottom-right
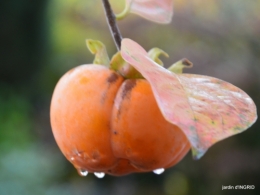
(70, 157), (75, 161)
(94, 172), (105, 179)
(153, 168), (165, 175)
(79, 169), (88, 176)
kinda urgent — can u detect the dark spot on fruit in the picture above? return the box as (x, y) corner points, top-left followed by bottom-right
(113, 131), (118, 135)
(117, 80), (137, 118)
(101, 73), (119, 104)
(107, 72), (119, 83)
(92, 151), (100, 160)
(121, 80), (136, 100)
(126, 148), (132, 155)
(100, 91), (107, 105)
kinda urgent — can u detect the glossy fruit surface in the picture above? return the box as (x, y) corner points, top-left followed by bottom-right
(50, 64), (190, 176)
(111, 79), (190, 171)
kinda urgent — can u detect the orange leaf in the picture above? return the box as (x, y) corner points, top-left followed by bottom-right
(121, 38), (257, 159)
(126, 0), (174, 24)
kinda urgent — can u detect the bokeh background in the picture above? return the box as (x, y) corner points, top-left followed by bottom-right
(0, 0), (260, 194)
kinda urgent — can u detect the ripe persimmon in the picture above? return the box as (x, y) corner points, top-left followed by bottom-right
(50, 63), (190, 177)
(111, 79), (190, 171)
(50, 65), (124, 172)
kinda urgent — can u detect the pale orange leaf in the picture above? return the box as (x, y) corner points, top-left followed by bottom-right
(121, 38), (257, 159)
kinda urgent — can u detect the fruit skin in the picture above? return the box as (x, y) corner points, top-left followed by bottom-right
(50, 65), (124, 171)
(50, 64), (190, 176)
(111, 79), (190, 171)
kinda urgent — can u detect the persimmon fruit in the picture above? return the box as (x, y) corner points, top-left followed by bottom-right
(50, 64), (190, 176)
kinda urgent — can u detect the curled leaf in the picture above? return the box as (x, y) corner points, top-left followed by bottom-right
(121, 38), (257, 159)
(86, 39), (110, 66)
(148, 48), (169, 66)
(168, 58), (193, 74)
(125, 0), (174, 24)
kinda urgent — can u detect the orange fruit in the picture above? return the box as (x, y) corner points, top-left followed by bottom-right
(50, 64), (190, 176)
(111, 79), (190, 172)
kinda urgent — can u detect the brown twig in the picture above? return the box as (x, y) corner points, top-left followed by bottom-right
(102, 0), (123, 50)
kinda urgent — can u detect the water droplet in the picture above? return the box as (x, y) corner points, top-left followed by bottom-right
(153, 168), (165, 175)
(79, 169), (88, 176)
(94, 172), (105, 178)
(70, 157), (75, 161)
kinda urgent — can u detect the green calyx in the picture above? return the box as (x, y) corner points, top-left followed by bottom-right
(86, 39), (110, 66)
(110, 52), (143, 79)
(148, 48), (169, 66)
(86, 39), (142, 79)
(86, 39), (193, 78)
(147, 47), (193, 74)
(168, 58), (193, 74)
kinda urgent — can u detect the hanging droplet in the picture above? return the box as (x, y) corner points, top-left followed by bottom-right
(94, 172), (105, 178)
(79, 169), (88, 176)
(153, 168), (165, 175)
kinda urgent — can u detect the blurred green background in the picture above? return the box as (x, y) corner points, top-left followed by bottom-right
(0, 0), (259, 194)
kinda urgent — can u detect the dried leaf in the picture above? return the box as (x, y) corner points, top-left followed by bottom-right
(126, 0), (174, 24)
(121, 38), (257, 159)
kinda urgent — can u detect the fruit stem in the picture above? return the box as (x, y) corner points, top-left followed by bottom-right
(102, 0), (123, 51)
